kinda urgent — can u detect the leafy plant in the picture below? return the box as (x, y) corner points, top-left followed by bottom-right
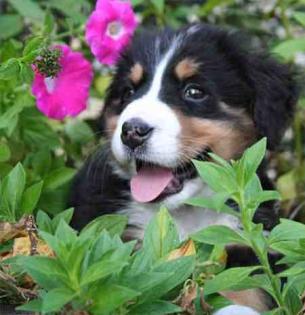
(188, 138), (304, 315)
(2, 138), (303, 314)
(14, 208), (194, 314)
(0, 163), (43, 222)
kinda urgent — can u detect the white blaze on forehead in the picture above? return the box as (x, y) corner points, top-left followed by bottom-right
(146, 40), (177, 99)
(111, 38), (183, 167)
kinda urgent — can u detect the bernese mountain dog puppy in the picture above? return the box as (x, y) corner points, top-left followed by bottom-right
(69, 24), (298, 314)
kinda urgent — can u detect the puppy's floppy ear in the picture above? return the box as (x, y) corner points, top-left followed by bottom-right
(244, 54), (299, 150)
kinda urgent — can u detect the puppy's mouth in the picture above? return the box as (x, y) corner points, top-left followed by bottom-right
(130, 150), (209, 203)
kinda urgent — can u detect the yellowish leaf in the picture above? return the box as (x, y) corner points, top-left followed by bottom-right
(167, 239), (196, 261)
(12, 236), (53, 257)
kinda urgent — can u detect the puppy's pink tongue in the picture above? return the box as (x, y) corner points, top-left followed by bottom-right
(131, 166), (174, 203)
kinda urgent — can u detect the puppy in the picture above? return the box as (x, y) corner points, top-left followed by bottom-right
(69, 24), (298, 313)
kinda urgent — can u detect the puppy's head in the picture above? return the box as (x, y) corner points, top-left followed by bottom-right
(101, 24), (298, 207)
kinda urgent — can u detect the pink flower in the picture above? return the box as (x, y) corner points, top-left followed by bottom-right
(85, 0), (138, 65)
(32, 45), (93, 120)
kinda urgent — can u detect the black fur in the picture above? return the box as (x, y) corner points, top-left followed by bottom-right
(69, 147), (129, 230)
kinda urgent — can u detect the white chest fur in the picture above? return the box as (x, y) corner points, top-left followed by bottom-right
(119, 183), (240, 240)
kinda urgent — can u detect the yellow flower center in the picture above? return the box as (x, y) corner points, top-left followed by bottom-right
(107, 21), (123, 39)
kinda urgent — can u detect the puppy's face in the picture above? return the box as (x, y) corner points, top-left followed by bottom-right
(102, 25), (296, 206)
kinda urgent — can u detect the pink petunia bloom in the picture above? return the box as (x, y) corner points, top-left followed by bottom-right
(85, 0), (138, 65)
(32, 45), (93, 120)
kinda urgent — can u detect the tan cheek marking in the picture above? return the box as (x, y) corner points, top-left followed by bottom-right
(129, 63), (144, 85)
(174, 110), (256, 161)
(105, 114), (119, 137)
(221, 289), (269, 312)
(175, 58), (200, 80)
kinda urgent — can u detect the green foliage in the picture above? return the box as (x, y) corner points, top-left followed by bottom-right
(0, 163), (43, 222)
(1, 139), (303, 314)
(190, 139), (305, 315)
(15, 208), (194, 314)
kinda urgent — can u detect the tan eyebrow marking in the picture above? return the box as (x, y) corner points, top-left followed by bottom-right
(175, 58), (200, 80)
(129, 63), (144, 85)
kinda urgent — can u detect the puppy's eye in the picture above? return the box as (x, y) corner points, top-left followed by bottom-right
(123, 87), (135, 102)
(184, 84), (206, 101)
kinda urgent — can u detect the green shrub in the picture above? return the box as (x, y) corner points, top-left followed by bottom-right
(0, 139), (302, 314)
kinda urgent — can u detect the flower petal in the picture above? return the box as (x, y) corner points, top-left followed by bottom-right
(85, 0), (138, 65)
(32, 45), (93, 120)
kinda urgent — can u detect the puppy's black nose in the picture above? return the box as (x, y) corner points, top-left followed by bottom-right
(121, 118), (153, 149)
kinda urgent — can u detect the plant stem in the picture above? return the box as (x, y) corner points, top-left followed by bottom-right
(278, 0), (292, 38)
(238, 191), (290, 315)
(250, 239), (287, 313)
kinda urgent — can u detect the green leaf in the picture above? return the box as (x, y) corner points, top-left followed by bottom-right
(55, 220), (77, 247)
(186, 193), (239, 217)
(1, 163), (26, 221)
(191, 225), (248, 246)
(270, 241), (305, 264)
(131, 300), (181, 315)
(283, 273), (305, 298)
(142, 207), (180, 262)
(272, 38), (305, 60)
(143, 256), (195, 301)
(41, 288), (75, 313)
(81, 214), (128, 237)
(293, 11), (305, 27)
(208, 152), (233, 169)
(250, 190), (280, 205)
(276, 171), (297, 201)
(278, 262), (305, 277)
(65, 242), (88, 285)
(20, 110), (60, 149)
(0, 58), (20, 81)
(269, 219), (305, 245)
(80, 259), (127, 286)
(204, 266), (260, 294)
(31, 149), (52, 177)
(0, 15), (23, 39)
(21, 181), (43, 214)
(206, 294), (231, 312)
(284, 285), (303, 315)
(65, 120), (94, 144)
(0, 143), (11, 162)
(43, 11), (55, 35)
(236, 138), (267, 187)
(131, 0), (143, 6)
(0, 94), (30, 131)
(39, 230), (67, 260)
(8, 0), (44, 23)
(44, 167), (76, 190)
(19, 62), (34, 83)
(51, 207), (74, 232)
(16, 299), (43, 312)
(19, 255), (68, 290)
(200, 0), (234, 16)
(48, 0), (87, 24)
(263, 309), (284, 315)
(90, 284), (140, 314)
(193, 160), (237, 194)
(226, 274), (274, 297)
(36, 210), (53, 234)
(23, 36), (44, 56)
(121, 272), (172, 294)
(151, 0), (164, 12)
